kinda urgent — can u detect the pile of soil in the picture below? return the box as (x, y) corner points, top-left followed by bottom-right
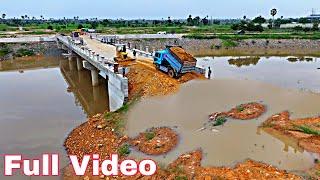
(262, 111), (320, 153)
(163, 150), (301, 179)
(169, 46), (196, 62)
(64, 113), (128, 171)
(227, 102), (266, 120)
(209, 102), (266, 121)
(127, 62), (204, 99)
(130, 127), (178, 155)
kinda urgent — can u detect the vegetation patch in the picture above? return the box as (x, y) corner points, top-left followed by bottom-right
(296, 125), (320, 135)
(118, 144), (131, 156)
(15, 48), (35, 57)
(222, 39), (238, 48)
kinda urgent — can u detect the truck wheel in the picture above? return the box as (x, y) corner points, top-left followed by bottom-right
(155, 64), (160, 70)
(168, 68), (175, 78)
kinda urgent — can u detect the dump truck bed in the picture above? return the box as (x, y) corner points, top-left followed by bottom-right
(169, 47), (197, 63)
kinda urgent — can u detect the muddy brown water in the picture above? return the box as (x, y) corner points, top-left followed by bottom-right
(126, 79), (320, 172)
(197, 56), (320, 93)
(0, 55), (319, 178)
(0, 57), (109, 179)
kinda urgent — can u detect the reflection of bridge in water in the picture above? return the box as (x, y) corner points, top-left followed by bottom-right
(59, 58), (109, 117)
(0, 56), (110, 117)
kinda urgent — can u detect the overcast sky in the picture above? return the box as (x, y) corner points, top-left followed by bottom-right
(1, 0), (319, 19)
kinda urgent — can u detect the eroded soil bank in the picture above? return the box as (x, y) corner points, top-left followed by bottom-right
(126, 38), (320, 57)
(0, 42), (58, 60)
(63, 60), (319, 179)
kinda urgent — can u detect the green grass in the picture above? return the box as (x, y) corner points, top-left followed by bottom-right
(118, 144), (131, 156)
(222, 39), (238, 48)
(213, 116), (227, 126)
(0, 47), (11, 57)
(236, 105), (245, 112)
(174, 176), (188, 180)
(145, 131), (156, 141)
(296, 125), (320, 135)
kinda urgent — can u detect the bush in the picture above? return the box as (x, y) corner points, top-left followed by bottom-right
(15, 48), (35, 57)
(145, 131), (156, 141)
(222, 39), (238, 48)
(118, 144), (131, 156)
(77, 24), (84, 29)
(213, 116), (227, 126)
(47, 25), (53, 30)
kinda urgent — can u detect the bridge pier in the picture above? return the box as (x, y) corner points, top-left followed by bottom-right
(76, 57), (84, 71)
(91, 69), (99, 87)
(68, 56), (75, 71)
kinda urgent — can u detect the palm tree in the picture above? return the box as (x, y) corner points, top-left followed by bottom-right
(270, 8), (277, 28)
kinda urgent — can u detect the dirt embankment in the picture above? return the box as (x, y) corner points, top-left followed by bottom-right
(126, 38), (320, 57)
(262, 111), (320, 153)
(126, 61), (204, 99)
(0, 42), (59, 60)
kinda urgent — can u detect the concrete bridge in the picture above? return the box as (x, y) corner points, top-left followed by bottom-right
(56, 35), (128, 111)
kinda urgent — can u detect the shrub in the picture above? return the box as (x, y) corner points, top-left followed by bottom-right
(118, 144), (131, 156)
(145, 131), (156, 141)
(15, 48), (34, 57)
(47, 25), (53, 30)
(213, 116), (227, 126)
(222, 39), (238, 48)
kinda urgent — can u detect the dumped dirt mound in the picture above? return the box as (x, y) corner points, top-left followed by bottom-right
(130, 127), (178, 155)
(64, 113), (128, 170)
(127, 62), (204, 99)
(209, 102), (266, 122)
(227, 102), (266, 120)
(169, 46), (196, 62)
(166, 150), (301, 180)
(262, 111), (320, 153)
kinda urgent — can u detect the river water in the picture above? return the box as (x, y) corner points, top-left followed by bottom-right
(0, 55), (319, 178)
(126, 56), (320, 173)
(0, 56), (109, 179)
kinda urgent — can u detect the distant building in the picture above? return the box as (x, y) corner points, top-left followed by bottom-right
(306, 14), (320, 20)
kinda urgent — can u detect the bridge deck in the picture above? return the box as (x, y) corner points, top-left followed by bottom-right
(57, 35), (128, 104)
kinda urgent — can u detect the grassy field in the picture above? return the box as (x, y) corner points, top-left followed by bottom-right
(1, 22), (320, 40)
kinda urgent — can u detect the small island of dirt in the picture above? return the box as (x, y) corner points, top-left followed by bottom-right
(261, 111), (320, 153)
(209, 102), (266, 122)
(130, 127), (178, 155)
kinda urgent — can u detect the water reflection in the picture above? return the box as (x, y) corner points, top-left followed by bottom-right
(228, 56), (261, 67)
(197, 56), (320, 93)
(0, 56), (110, 179)
(59, 58), (109, 117)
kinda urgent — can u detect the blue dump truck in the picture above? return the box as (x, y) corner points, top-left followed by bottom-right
(154, 46), (203, 78)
